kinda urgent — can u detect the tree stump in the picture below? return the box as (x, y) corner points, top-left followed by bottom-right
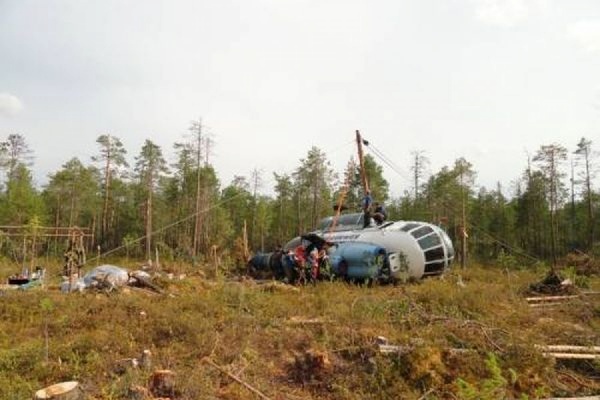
(149, 369), (176, 397)
(34, 381), (83, 400)
(127, 385), (151, 400)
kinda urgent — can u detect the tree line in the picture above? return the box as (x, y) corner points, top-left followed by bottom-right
(0, 124), (597, 267)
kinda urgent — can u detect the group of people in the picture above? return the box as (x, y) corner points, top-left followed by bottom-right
(286, 241), (331, 284)
(362, 190), (387, 228)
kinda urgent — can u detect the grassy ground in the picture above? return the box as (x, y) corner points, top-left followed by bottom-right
(0, 260), (599, 399)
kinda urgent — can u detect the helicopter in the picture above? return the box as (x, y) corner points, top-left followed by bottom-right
(247, 131), (455, 284)
(281, 213), (454, 282)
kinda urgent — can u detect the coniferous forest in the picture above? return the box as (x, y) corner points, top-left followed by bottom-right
(0, 124), (596, 268)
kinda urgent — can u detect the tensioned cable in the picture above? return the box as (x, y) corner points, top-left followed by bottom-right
(83, 188), (249, 266)
(362, 136), (541, 263)
(84, 139), (356, 266)
(366, 142), (414, 182)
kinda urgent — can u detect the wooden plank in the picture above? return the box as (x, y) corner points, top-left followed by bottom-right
(536, 345), (600, 353)
(543, 353), (600, 360)
(526, 295), (580, 302)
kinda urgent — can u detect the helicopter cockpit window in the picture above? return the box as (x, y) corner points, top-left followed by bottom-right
(317, 217), (333, 231)
(400, 223), (420, 232)
(411, 225), (434, 239)
(424, 246), (445, 262)
(418, 233), (441, 250)
(326, 213), (363, 231)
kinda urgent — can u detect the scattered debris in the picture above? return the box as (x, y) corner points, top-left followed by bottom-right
(34, 381), (83, 400)
(114, 350), (152, 374)
(528, 271), (577, 296)
(60, 265), (164, 294)
(6, 266), (45, 290)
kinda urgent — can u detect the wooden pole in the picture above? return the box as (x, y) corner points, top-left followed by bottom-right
(155, 246), (159, 270)
(243, 220), (249, 260)
(460, 170), (467, 269)
(355, 130), (369, 194)
(193, 119), (203, 258)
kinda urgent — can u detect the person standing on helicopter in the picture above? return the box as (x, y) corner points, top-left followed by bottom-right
(373, 202), (387, 225)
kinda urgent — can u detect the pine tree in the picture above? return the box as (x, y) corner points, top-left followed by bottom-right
(533, 143), (568, 269)
(92, 134), (128, 247)
(135, 140), (168, 261)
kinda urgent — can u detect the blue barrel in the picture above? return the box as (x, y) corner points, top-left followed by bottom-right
(330, 242), (387, 279)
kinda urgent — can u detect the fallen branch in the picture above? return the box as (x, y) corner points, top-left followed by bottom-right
(201, 357), (271, 400)
(286, 316), (328, 325)
(418, 388), (435, 400)
(557, 369), (600, 391)
(128, 286), (160, 296)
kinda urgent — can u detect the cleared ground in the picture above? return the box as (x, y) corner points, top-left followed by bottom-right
(1, 261), (599, 399)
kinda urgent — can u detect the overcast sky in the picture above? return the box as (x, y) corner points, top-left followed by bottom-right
(1, 0), (599, 197)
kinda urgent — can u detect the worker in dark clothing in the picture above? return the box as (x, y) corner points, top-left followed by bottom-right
(362, 190), (373, 228)
(373, 202), (387, 225)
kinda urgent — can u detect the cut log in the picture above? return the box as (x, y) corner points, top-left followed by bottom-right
(378, 344), (412, 355)
(544, 397), (600, 400)
(149, 369), (176, 398)
(536, 345), (600, 353)
(543, 353), (600, 360)
(127, 385), (151, 400)
(34, 381), (83, 400)
(526, 295), (580, 302)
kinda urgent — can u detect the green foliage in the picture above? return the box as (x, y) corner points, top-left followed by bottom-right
(561, 265), (591, 289)
(455, 353), (509, 400)
(40, 297), (54, 313)
(496, 249), (520, 270)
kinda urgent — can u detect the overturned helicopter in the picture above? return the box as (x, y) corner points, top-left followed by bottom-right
(248, 131), (455, 283)
(248, 212), (455, 283)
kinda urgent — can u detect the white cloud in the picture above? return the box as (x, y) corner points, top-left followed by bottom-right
(472, 0), (541, 28)
(568, 20), (600, 54)
(0, 93), (23, 116)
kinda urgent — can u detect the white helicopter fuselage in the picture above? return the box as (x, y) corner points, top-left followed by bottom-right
(284, 213), (455, 280)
